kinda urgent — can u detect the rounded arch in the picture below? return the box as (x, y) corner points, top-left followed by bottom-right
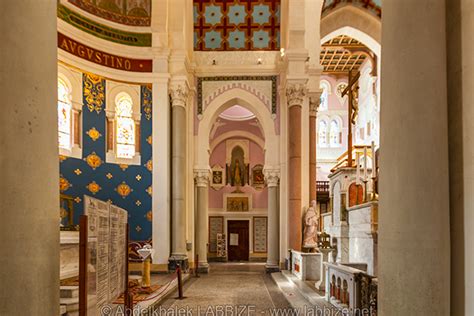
(210, 131), (265, 154)
(196, 89), (278, 169)
(321, 6), (381, 57)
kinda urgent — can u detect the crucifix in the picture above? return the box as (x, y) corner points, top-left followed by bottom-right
(341, 70), (360, 167)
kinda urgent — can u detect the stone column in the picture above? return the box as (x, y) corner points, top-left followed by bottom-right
(169, 85), (189, 271)
(446, 1), (474, 314)
(265, 169), (280, 272)
(379, 0), (450, 315)
(286, 83), (306, 251)
(309, 95), (319, 203)
(0, 1), (59, 315)
(194, 169), (210, 273)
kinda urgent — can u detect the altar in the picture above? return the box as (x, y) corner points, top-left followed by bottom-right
(290, 250), (322, 282)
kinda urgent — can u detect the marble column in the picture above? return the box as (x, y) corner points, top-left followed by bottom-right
(379, 0), (450, 315)
(286, 83), (306, 251)
(265, 169), (280, 272)
(194, 169), (210, 273)
(0, 1), (59, 314)
(309, 95), (319, 204)
(446, 1), (474, 314)
(169, 85), (189, 271)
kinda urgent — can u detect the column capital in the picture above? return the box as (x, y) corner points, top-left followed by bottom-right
(286, 83), (307, 108)
(169, 84), (189, 108)
(194, 168), (211, 187)
(308, 92), (322, 117)
(264, 169), (280, 187)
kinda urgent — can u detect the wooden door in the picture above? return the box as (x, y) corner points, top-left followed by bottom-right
(227, 220), (249, 261)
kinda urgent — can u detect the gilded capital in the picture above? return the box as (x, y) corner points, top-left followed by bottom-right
(194, 169), (210, 187)
(264, 169), (280, 187)
(286, 83), (306, 108)
(169, 85), (188, 108)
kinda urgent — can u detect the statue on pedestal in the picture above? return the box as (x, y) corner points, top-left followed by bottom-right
(303, 200), (319, 248)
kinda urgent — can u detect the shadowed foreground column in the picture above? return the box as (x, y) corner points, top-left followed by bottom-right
(379, 0), (450, 314)
(194, 169), (210, 273)
(0, 1), (59, 314)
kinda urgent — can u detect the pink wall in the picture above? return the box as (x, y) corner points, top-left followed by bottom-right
(209, 139), (268, 209)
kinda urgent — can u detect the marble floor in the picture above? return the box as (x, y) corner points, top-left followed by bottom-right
(156, 263), (291, 315)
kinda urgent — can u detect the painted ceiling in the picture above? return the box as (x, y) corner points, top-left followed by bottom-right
(68, 0), (151, 26)
(322, 0), (381, 18)
(193, 0), (281, 51)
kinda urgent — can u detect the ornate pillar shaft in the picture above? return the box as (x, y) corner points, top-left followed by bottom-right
(0, 1), (59, 314)
(265, 170), (280, 272)
(287, 83), (306, 251)
(194, 169), (209, 273)
(169, 85), (189, 270)
(380, 0), (450, 314)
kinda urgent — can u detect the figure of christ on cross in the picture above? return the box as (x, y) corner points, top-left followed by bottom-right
(341, 70), (360, 167)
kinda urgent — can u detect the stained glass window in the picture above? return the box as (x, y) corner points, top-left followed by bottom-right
(115, 93), (135, 159)
(58, 78), (72, 150)
(319, 81), (330, 111)
(330, 119), (341, 147)
(318, 120), (328, 147)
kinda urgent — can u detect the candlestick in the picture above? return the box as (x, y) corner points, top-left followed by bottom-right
(363, 146), (368, 180)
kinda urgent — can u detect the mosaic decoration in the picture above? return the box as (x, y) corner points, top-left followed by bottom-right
(59, 75), (153, 241)
(59, 33), (153, 72)
(68, 0), (151, 26)
(193, 0), (280, 51)
(57, 4), (151, 46)
(197, 76), (277, 115)
(83, 74), (105, 114)
(86, 127), (102, 141)
(322, 0), (381, 18)
(253, 216), (267, 253)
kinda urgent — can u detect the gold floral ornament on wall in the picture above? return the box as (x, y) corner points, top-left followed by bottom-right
(146, 186), (152, 196)
(85, 152), (102, 170)
(146, 210), (152, 222)
(59, 175), (71, 192)
(83, 73), (105, 114)
(146, 135), (152, 145)
(74, 197), (82, 203)
(142, 84), (152, 120)
(86, 181), (101, 195)
(119, 164), (129, 171)
(116, 181), (132, 198)
(86, 127), (102, 141)
(74, 169), (82, 175)
(59, 155), (68, 163)
(145, 159), (152, 172)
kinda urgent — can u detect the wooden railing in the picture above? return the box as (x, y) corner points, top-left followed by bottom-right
(317, 181), (330, 193)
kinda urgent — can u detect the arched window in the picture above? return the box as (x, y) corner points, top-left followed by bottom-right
(330, 119), (341, 147)
(318, 120), (328, 147)
(319, 81), (331, 111)
(58, 78), (72, 150)
(115, 93), (136, 159)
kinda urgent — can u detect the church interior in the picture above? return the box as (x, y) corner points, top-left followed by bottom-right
(0, 0), (473, 315)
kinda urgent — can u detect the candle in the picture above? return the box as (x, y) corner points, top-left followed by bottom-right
(363, 146), (368, 180)
(371, 141), (376, 178)
(356, 152), (361, 184)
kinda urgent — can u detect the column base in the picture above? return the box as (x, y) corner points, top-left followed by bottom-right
(265, 263), (280, 273)
(168, 255), (189, 272)
(197, 262), (210, 274)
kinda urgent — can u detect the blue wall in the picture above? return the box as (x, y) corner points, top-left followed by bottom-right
(60, 73), (153, 241)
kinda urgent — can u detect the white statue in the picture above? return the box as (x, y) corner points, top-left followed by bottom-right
(303, 200), (319, 248)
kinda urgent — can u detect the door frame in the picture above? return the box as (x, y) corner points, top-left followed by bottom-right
(225, 218), (250, 261)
